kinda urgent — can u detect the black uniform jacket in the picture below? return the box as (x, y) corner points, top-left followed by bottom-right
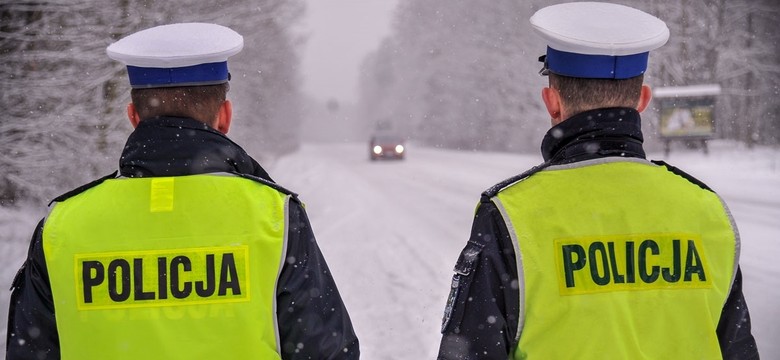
(437, 108), (759, 360)
(6, 117), (359, 359)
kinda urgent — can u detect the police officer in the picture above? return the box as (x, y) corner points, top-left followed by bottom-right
(437, 3), (758, 359)
(6, 23), (359, 359)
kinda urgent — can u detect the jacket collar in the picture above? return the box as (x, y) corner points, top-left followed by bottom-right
(119, 116), (273, 181)
(541, 107), (645, 164)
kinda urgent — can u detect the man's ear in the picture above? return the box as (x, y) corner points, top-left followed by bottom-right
(636, 84), (653, 113)
(127, 103), (141, 128)
(215, 100), (232, 134)
(542, 87), (563, 125)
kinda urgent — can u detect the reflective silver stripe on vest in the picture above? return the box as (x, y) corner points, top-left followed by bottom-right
(273, 195), (291, 354)
(714, 193), (741, 307)
(491, 196), (526, 345)
(545, 156), (654, 172)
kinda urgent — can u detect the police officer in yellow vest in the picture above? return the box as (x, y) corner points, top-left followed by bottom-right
(6, 23), (359, 359)
(437, 3), (758, 359)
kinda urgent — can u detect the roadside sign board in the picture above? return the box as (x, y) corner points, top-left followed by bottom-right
(654, 84), (721, 139)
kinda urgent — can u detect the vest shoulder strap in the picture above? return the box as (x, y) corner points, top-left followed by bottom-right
(49, 171), (118, 206)
(234, 172), (298, 198)
(650, 160), (713, 192)
(482, 161), (550, 200)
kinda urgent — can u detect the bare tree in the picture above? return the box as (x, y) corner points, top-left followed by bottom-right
(358, 0), (780, 153)
(0, 0), (306, 206)
(0, 1), (136, 206)
(633, 0), (780, 146)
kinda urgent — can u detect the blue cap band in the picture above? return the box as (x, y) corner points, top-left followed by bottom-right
(546, 47), (648, 79)
(127, 61), (229, 88)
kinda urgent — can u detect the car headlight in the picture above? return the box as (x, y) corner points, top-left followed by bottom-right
(395, 144), (405, 153)
(373, 145), (382, 155)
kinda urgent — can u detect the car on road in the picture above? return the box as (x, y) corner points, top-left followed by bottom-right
(369, 134), (406, 161)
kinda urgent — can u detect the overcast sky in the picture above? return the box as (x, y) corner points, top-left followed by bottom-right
(301, 0), (399, 104)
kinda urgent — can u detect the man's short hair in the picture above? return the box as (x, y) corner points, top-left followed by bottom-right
(130, 83), (229, 126)
(549, 73), (644, 116)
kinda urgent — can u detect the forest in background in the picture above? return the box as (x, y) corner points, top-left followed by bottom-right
(2, 0), (779, 207)
(357, 0), (780, 152)
(0, 0), (305, 206)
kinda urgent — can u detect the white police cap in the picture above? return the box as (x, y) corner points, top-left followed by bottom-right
(530, 2), (669, 79)
(107, 23), (243, 88)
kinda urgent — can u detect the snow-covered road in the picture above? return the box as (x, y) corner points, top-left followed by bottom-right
(271, 143), (533, 359)
(271, 142), (780, 359)
(0, 141), (776, 358)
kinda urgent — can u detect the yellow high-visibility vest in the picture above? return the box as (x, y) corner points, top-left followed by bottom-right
(491, 158), (738, 359)
(43, 174), (289, 359)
